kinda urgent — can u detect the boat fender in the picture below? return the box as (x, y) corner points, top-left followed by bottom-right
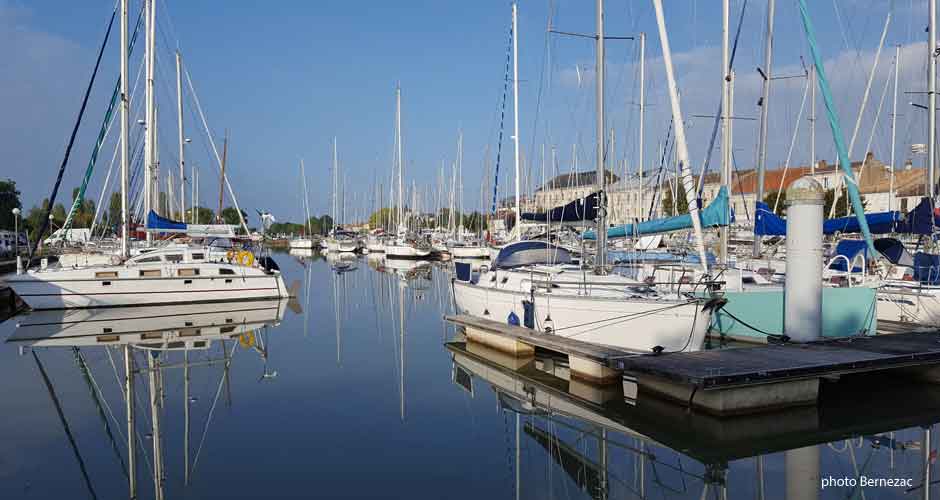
(507, 311), (520, 326)
(522, 300), (535, 329)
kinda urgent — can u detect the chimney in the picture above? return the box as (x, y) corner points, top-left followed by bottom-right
(818, 160), (828, 171)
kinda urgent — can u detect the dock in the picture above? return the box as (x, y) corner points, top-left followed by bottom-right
(445, 314), (940, 415)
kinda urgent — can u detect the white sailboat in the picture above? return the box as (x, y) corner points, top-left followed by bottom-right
(6, 1), (288, 310)
(324, 137), (361, 254)
(289, 159), (315, 249)
(385, 85), (432, 259)
(453, 1), (722, 353)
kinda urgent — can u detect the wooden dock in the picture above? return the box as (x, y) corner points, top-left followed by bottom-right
(445, 314), (940, 415)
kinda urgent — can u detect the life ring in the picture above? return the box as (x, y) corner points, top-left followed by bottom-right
(226, 250), (235, 263)
(239, 330), (255, 349)
(236, 250), (255, 267)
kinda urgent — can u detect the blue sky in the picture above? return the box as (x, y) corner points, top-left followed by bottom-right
(0, 0), (931, 226)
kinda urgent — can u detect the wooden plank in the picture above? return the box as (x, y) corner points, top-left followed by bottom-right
(621, 332), (940, 389)
(445, 314), (637, 365)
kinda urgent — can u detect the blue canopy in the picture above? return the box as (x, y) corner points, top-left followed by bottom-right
(494, 241), (573, 269)
(583, 186), (733, 240)
(754, 202), (906, 236)
(828, 239), (868, 272)
(146, 210), (186, 231)
(522, 192), (598, 223)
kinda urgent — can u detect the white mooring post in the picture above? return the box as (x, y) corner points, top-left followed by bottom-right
(784, 176), (824, 342)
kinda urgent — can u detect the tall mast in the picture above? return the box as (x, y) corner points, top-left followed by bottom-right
(594, 0), (607, 273)
(890, 45), (900, 211)
(637, 32), (645, 222)
(753, 0), (775, 257)
(512, 2), (522, 235)
(396, 85), (404, 235)
(458, 130), (464, 241)
(810, 65), (816, 175)
(217, 131), (227, 221)
(176, 50), (185, 219)
(301, 160), (310, 235)
(119, 0), (129, 258)
(144, 0), (156, 241)
(719, 0), (730, 264)
(332, 137), (337, 233)
(930, 0), (937, 200)
(652, 0), (709, 273)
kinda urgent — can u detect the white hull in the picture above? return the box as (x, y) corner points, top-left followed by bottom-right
(326, 239), (359, 253)
(366, 242), (385, 253)
(453, 281), (712, 353)
(9, 299), (285, 346)
(289, 239), (315, 249)
(448, 245), (490, 259)
(6, 262), (288, 310)
(877, 283), (940, 326)
(385, 244), (431, 259)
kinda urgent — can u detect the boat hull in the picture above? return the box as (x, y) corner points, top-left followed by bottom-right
(6, 264), (288, 310)
(448, 245), (490, 259)
(453, 281), (712, 353)
(385, 244), (431, 259)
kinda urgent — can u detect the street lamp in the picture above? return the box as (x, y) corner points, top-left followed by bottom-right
(11, 207), (20, 256)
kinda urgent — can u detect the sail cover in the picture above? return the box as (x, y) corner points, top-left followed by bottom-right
(583, 186), (732, 240)
(754, 201), (922, 236)
(521, 192), (598, 223)
(146, 210), (237, 237)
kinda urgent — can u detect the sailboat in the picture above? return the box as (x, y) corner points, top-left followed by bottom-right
(384, 85), (432, 260)
(5, 1), (289, 310)
(453, 1), (722, 353)
(323, 138), (360, 254)
(289, 159), (315, 249)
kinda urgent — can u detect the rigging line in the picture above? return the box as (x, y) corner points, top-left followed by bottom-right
(696, 0), (749, 199)
(772, 74), (811, 213)
(492, 14), (514, 214)
(33, 350), (99, 500)
(28, 7), (116, 262)
(526, 0), (555, 172)
(73, 348), (129, 478)
(183, 66), (250, 234)
(190, 341), (239, 474)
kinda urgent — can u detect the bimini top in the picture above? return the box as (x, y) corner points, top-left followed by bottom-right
(494, 240), (573, 269)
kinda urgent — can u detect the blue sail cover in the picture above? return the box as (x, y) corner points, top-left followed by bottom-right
(754, 200), (931, 236)
(522, 192), (598, 223)
(146, 210), (186, 232)
(583, 186), (732, 240)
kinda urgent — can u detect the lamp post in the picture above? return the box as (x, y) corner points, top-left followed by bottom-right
(12, 207), (20, 256)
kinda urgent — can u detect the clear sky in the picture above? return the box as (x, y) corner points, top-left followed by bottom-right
(1, 0), (930, 227)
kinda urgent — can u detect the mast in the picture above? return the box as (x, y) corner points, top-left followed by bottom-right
(458, 130), (464, 241)
(396, 85), (404, 236)
(119, 0), (129, 258)
(144, 0), (156, 241)
(176, 50), (185, 219)
(810, 65), (816, 175)
(512, 2), (522, 235)
(753, 0), (775, 257)
(217, 131), (227, 222)
(301, 160), (310, 235)
(594, 0), (607, 273)
(930, 0), (937, 201)
(719, 0), (730, 264)
(890, 45), (899, 212)
(652, 0), (709, 273)
(124, 345), (136, 499)
(637, 32), (645, 222)
(332, 137), (338, 234)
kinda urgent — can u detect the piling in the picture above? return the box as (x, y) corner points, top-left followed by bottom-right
(784, 176), (825, 342)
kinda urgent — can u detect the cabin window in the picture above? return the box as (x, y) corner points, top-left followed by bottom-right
(166, 254), (184, 263)
(219, 268), (235, 275)
(139, 269), (161, 278)
(220, 325), (236, 333)
(191, 253), (204, 260)
(137, 256), (161, 263)
(167, 341), (185, 349)
(193, 341), (207, 348)
(96, 335), (119, 343)
(140, 332), (162, 340)
(95, 271), (118, 279)
(178, 268), (199, 277)
(742, 277), (756, 284)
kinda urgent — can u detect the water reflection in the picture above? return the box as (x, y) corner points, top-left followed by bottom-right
(2, 251), (939, 499)
(447, 337), (940, 499)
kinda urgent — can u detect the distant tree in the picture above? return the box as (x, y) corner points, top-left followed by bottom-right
(187, 206), (215, 224)
(662, 182), (689, 216)
(824, 189), (866, 218)
(368, 208), (397, 230)
(220, 206), (247, 226)
(0, 179), (22, 231)
(319, 214), (334, 234)
(763, 191), (787, 216)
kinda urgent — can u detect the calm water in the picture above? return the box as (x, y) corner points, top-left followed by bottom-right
(1, 251), (939, 499)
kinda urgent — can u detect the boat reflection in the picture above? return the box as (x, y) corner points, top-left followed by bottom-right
(447, 339), (940, 499)
(7, 300), (285, 499)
